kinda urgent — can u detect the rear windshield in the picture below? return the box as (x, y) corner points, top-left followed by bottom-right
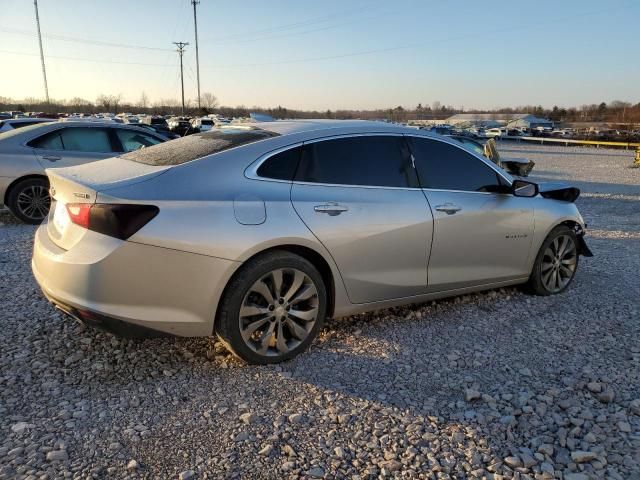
(121, 127), (279, 166)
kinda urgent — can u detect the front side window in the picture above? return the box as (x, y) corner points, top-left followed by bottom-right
(295, 135), (418, 188)
(115, 129), (163, 152)
(59, 127), (113, 153)
(407, 137), (501, 192)
(256, 146), (302, 180)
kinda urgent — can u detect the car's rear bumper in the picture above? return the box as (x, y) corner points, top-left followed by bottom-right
(32, 223), (239, 337)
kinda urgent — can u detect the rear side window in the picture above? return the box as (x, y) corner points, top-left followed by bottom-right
(295, 135), (418, 188)
(11, 121), (39, 129)
(29, 130), (64, 149)
(407, 137), (500, 192)
(257, 146), (302, 180)
(122, 128), (279, 166)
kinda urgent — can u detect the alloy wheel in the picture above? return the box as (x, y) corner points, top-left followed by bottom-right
(540, 234), (577, 293)
(239, 268), (319, 357)
(16, 185), (50, 222)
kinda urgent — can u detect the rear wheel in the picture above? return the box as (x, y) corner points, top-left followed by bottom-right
(215, 251), (327, 364)
(6, 177), (51, 224)
(526, 225), (579, 295)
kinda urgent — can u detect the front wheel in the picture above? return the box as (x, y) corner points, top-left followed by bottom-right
(215, 251), (327, 364)
(526, 225), (579, 295)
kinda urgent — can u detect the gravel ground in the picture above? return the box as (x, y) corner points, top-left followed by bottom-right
(1, 144), (639, 479)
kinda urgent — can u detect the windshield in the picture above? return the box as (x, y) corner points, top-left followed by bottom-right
(121, 127), (279, 166)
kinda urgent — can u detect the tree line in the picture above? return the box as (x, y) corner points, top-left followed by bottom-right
(1, 94), (638, 125)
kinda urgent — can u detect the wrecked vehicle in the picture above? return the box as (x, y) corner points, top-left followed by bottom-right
(448, 135), (535, 177)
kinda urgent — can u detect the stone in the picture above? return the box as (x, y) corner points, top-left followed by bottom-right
(465, 389), (481, 402)
(307, 466), (325, 478)
(288, 413), (304, 424)
(239, 412), (256, 425)
(46, 450), (68, 462)
(178, 470), (194, 480)
(127, 460), (139, 470)
(503, 456), (522, 468)
(571, 451), (597, 463)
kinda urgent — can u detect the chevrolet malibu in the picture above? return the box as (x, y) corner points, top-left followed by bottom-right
(32, 120), (592, 364)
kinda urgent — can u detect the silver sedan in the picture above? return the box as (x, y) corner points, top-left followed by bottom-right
(32, 120), (592, 364)
(0, 121), (166, 223)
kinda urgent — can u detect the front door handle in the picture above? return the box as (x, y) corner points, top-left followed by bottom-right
(434, 203), (462, 215)
(314, 202), (348, 216)
(42, 155), (61, 161)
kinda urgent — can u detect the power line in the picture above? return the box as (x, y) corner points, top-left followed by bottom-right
(0, 26), (173, 52)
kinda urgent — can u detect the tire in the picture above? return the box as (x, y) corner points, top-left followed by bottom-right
(215, 250), (327, 364)
(526, 225), (579, 295)
(6, 177), (51, 224)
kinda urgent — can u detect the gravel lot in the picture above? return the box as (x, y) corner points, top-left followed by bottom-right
(1, 143), (639, 479)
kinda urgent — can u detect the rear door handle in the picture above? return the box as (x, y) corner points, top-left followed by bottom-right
(42, 155), (61, 161)
(314, 202), (348, 216)
(435, 203), (462, 215)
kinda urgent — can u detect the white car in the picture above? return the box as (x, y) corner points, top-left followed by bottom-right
(191, 117), (215, 132)
(0, 118), (54, 133)
(485, 128), (503, 138)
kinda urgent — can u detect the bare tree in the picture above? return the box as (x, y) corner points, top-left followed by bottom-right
(137, 92), (149, 110)
(201, 92), (218, 110)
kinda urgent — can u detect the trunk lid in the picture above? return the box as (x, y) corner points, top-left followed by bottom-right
(46, 157), (170, 250)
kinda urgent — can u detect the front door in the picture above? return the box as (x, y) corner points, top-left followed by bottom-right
(291, 135), (433, 304)
(406, 135), (534, 290)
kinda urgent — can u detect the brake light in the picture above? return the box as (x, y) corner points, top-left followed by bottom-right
(66, 204), (91, 228)
(65, 203), (159, 240)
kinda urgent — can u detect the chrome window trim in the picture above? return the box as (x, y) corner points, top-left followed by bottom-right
(404, 134), (513, 187)
(245, 132), (418, 190)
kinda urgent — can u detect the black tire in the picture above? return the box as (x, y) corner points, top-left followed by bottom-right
(6, 177), (51, 224)
(526, 225), (579, 295)
(215, 250), (327, 364)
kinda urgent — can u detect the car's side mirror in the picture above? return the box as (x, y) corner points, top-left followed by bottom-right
(512, 179), (538, 197)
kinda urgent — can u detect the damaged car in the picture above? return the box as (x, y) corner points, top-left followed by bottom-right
(448, 135), (535, 177)
(32, 120), (592, 364)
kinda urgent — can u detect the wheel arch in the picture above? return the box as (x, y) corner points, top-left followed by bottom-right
(213, 243), (339, 335)
(4, 174), (49, 205)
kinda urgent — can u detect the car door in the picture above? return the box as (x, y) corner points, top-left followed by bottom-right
(406, 135), (534, 291)
(30, 126), (117, 168)
(291, 134), (433, 304)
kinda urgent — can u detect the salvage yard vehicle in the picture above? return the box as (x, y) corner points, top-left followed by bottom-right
(0, 117), (54, 133)
(0, 121), (166, 223)
(447, 136), (535, 177)
(32, 120), (592, 364)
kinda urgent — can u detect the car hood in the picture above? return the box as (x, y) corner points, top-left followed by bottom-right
(537, 182), (580, 202)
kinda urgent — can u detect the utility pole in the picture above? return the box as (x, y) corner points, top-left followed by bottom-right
(173, 41), (189, 116)
(33, 0), (50, 104)
(191, 0), (201, 111)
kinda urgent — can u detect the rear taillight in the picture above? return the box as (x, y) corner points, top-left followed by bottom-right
(66, 203), (159, 240)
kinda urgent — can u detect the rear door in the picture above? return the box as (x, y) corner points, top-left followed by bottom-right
(291, 134), (433, 304)
(406, 135), (534, 291)
(30, 126), (117, 168)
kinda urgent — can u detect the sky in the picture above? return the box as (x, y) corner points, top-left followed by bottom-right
(0, 0), (639, 111)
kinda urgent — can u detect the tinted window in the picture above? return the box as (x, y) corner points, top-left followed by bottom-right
(60, 128), (113, 152)
(122, 128), (279, 166)
(29, 130), (64, 149)
(115, 129), (163, 152)
(10, 121), (40, 129)
(295, 136), (418, 188)
(257, 146), (302, 180)
(408, 137), (500, 192)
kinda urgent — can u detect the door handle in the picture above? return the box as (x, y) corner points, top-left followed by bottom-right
(42, 155), (61, 161)
(314, 202), (348, 216)
(434, 203), (462, 215)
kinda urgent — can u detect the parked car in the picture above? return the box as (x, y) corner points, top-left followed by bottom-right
(0, 118), (54, 133)
(191, 117), (215, 132)
(0, 121), (166, 223)
(136, 123), (180, 140)
(484, 128), (503, 138)
(32, 120), (591, 364)
(167, 116), (194, 136)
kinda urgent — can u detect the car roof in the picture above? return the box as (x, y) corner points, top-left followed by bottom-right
(253, 119), (410, 136)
